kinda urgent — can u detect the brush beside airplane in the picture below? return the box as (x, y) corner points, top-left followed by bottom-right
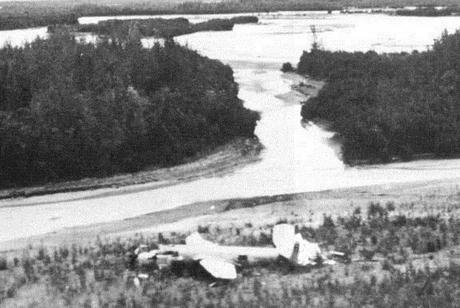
(135, 224), (344, 280)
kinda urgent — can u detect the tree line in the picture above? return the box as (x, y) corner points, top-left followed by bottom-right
(395, 7), (459, 16)
(0, 28), (259, 187)
(297, 30), (460, 164)
(74, 17), (257, 39)
(0, 12), (79, 31)
(1, 0), (460, 31)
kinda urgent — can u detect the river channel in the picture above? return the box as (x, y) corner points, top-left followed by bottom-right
(1, 11), (460, 242)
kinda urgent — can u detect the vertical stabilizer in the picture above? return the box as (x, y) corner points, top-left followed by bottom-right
(272, 224), (296, 259)
(273, 224), (322, 266)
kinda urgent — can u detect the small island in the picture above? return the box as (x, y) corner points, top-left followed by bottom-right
(72, 16), (258, 39)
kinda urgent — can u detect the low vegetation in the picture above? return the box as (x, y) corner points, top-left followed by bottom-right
(2, 202), (460, 306)
(297, 30), (460, 164)
(0, 29), (259, 188)
(281, 62), (295, 73)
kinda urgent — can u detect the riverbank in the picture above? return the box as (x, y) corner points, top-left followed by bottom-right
(0, 72), (318, 205)
(297, 31), (460, 165)
(0, 137), (262, 202)
(295, 76), (460, 166)
(1, 175), (460, 253)
(3, 10), (460, 254)
(294, 73), (460, 166)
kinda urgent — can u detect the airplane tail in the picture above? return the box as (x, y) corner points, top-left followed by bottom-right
(272, 224), (296, 260)
(272, 224), (322, 266)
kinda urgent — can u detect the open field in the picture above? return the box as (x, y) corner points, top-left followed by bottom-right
(2, 177), (460, 306)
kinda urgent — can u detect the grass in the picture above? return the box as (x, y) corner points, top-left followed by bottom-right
(2, 202), (460, 306)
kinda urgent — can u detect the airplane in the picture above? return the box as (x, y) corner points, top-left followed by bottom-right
(135, 224), (343, 280)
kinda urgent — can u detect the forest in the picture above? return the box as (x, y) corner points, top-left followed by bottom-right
(0, 28), (259, 188)
(395, 7), (460, 16)
(297, 30), (460, 164)
(0, 13), (79, 31)
(1, 0), (460, 30)
(75, 16), (258, 39)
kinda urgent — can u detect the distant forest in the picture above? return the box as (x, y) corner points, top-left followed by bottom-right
(395, 7), (459, 16)
(298, 30), (460, 164)
(74, 16), (258, 39)
(0, 29), (259, 187)
(1, 0), (460, 30)
(0, 13), (79, 31)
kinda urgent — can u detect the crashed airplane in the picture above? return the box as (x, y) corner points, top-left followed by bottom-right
(135, 224), (343, 280)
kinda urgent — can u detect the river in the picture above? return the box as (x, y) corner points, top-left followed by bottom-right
(1, 11), (460, 242)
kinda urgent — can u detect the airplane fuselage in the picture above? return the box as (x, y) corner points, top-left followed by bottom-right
(159, 244), (280, 263)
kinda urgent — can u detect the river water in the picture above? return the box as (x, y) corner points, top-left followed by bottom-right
(1, 12), (460, 242)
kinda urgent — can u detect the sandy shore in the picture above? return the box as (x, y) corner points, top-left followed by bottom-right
(1, 175), (459, 253)
(0, 137), (262, 207)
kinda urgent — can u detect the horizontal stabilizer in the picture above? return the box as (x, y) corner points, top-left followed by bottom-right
(199, 257), (237, 280)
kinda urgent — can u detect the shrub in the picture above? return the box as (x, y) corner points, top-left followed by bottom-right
(359, 248), (376, 261)
(367, 203), (388, 220)
(281, 62), (295, 73)
(0, 257), (7, 270)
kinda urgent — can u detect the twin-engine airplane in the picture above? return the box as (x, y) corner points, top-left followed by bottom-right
(135, 224), (342, 280)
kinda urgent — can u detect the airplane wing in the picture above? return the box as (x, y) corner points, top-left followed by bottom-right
(199, 257), (237, 280)
(184, 233), (237, 279)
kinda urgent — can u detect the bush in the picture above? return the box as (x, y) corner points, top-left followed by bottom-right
(281, 62), (295, 73)
(0, 257), (7, 270)
(359, 248), (376, 261)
